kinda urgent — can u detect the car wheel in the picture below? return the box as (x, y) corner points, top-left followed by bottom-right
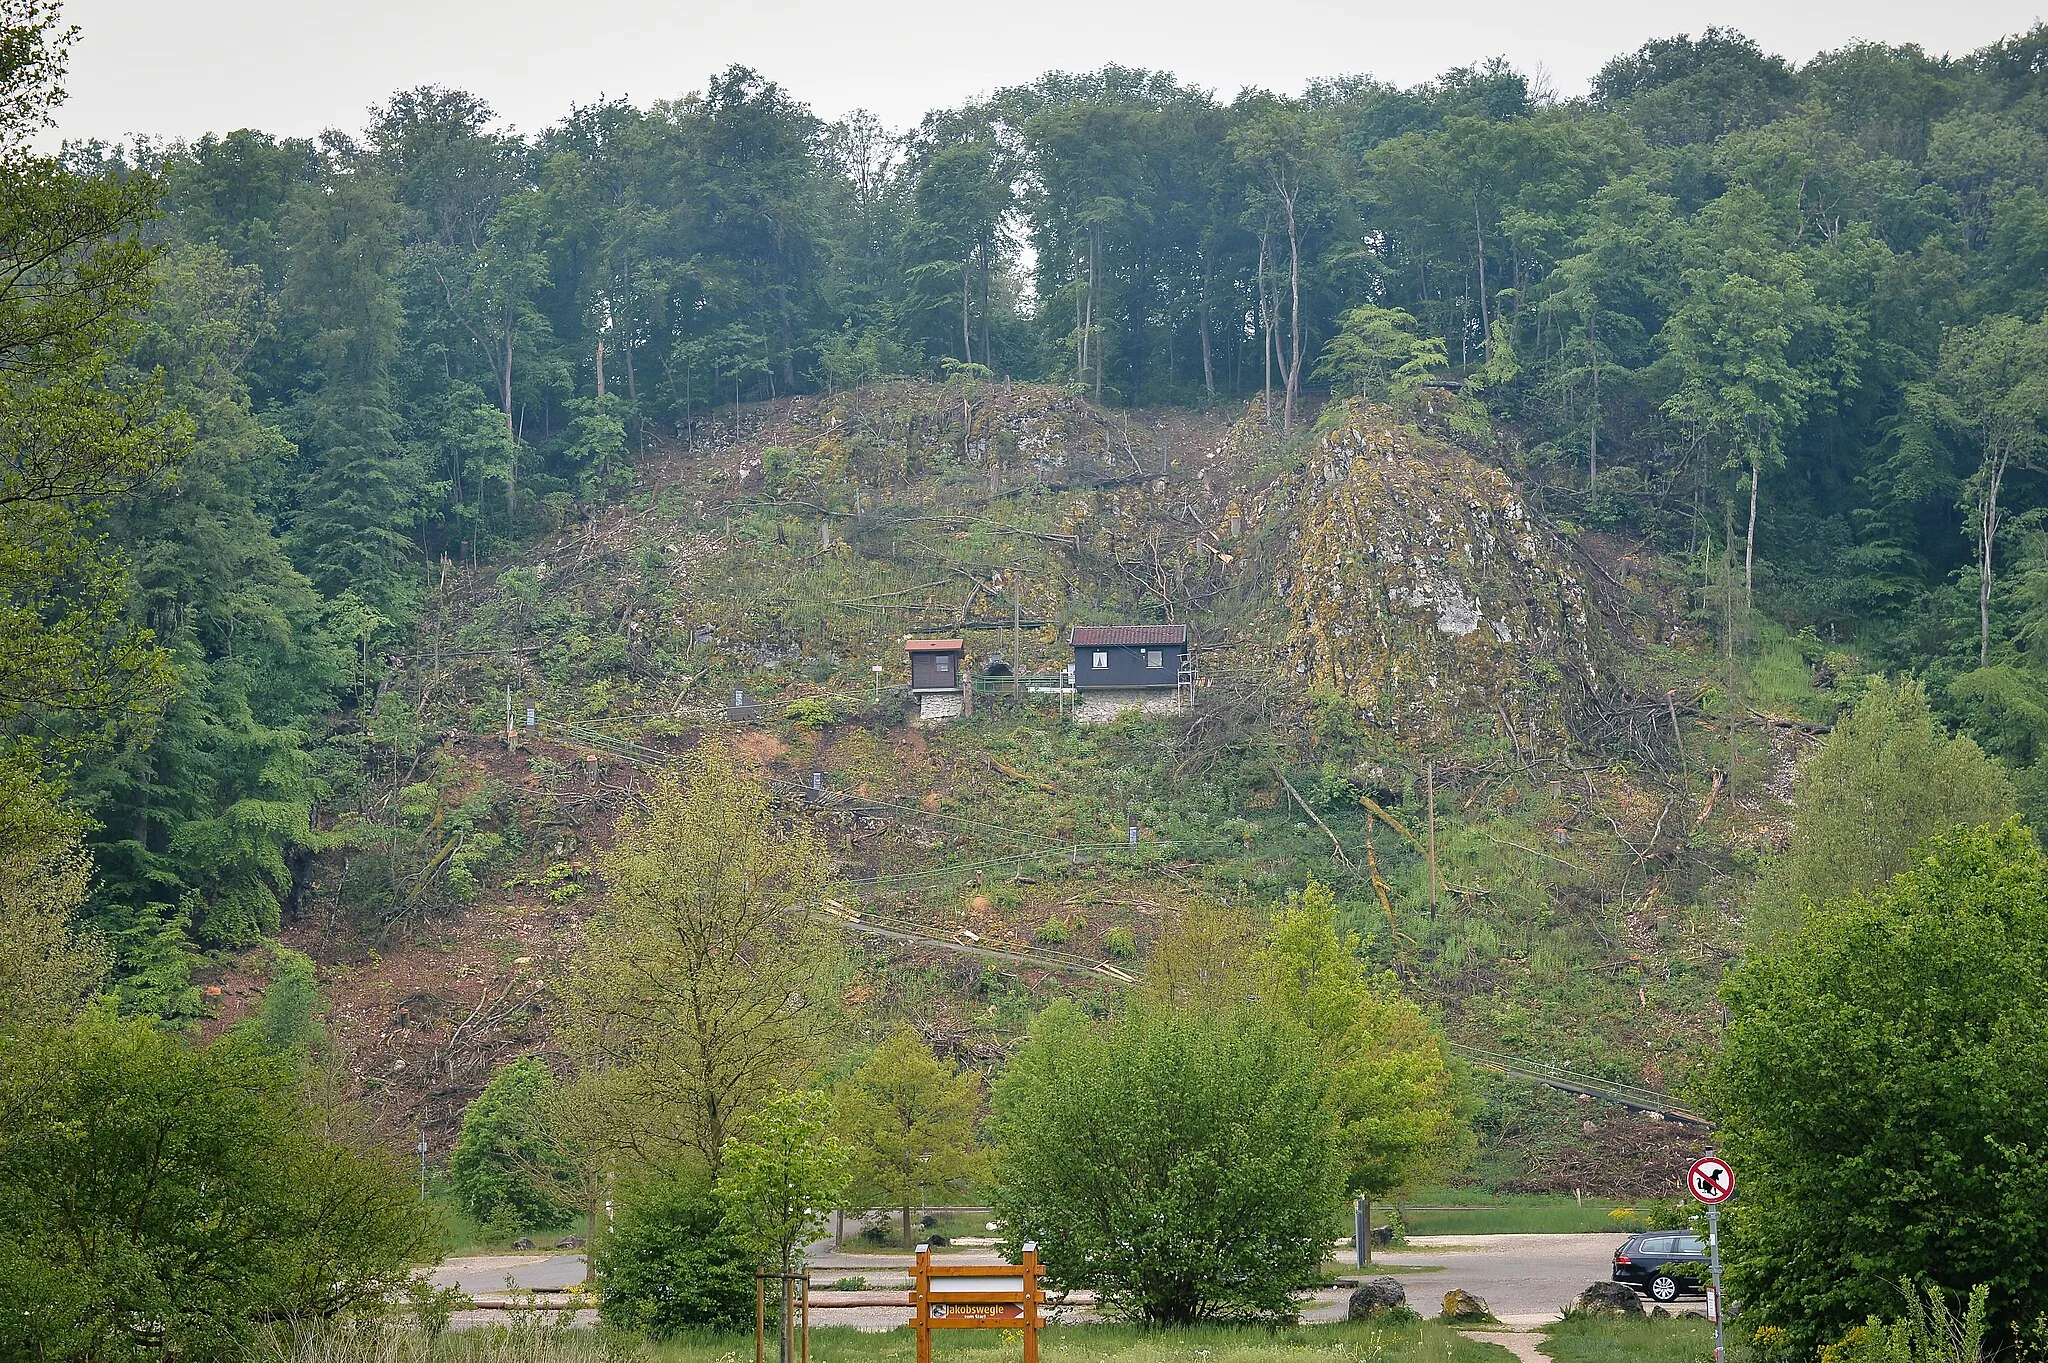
(1649, 1275), (1681, 1303)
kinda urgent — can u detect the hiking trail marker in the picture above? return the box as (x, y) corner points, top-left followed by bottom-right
(1689, 1152), (1734, 1363)
(912, 1242), (1046, 1363)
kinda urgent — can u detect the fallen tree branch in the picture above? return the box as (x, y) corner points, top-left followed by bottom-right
(1276, 767), (1355, 871)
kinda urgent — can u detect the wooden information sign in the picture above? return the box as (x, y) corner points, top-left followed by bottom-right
(911, 1242), (1046, 1363)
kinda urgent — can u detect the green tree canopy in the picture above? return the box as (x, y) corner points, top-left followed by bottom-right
(989, 1000), (1338, 1325)
(1255, 881), (1473, 1198)
(593, 1168), (755, 1336)
(1706, 820), (2048, 1355)
(0, 1012), (435, 1362)
(1750, 677), (2015, 944)
(833, 1026), (985, 1247)
(559, 743), (839, 1170)
(448, 1055), (576, 1234)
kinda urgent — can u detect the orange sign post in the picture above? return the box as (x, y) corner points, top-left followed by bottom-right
(911, 1241), (1046, 1363)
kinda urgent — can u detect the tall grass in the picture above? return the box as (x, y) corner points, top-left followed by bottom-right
(259, 1320), (1519, 1363)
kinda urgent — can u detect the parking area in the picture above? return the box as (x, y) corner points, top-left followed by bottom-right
(431, 1231), (1632, 1332)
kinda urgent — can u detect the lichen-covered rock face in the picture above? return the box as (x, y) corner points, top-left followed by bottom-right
(1280, 401), (1605, 746)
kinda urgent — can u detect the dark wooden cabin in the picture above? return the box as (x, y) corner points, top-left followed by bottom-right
(1069, 624), (1187, 689)
(906, 638), (965, 693)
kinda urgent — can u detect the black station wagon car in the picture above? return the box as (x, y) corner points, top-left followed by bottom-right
(1612, 1230), (1709, 1302)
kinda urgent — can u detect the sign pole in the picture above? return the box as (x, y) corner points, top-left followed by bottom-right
(1707, 1201), (1725, 1363)
(1354, 1198), (1368, 1269)
(1687, 1150), (1734, 1363)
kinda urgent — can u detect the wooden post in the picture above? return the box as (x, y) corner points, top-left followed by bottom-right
(801, 1273), (810, 1363)
(756, 1271), (766, 1363)
(914, 1244), (932, 1363)
(1022, 1242), (1041, 1363)
(1425, 761), (1438, 920)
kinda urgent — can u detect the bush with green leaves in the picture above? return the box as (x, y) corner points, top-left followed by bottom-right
(1748, 678), (2014, 946)
(0, 1012), (435, 1362)
(592, 1170), (755, 1336)
(1708, 821), (2048, 1355)
(990, 1000), (1339, 1324)
(448, 1057), (576, 1234)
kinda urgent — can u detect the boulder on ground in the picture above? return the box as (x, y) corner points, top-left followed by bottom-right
(1441, 1289), (1493, 1322)
(554, 1235), (586, 1249)
(1347, 1277), (1408, 1319)
(1574, 1282), (1645, 1316)
(510, 1237), (534, 1250)
(1649, 1305), (1671, 1319)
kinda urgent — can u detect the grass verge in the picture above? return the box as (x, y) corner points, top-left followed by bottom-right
(263, 1320), (1520, 1363)
(1540, 1314), (1751, 1363)
(1372, 1191), (1633, 1237)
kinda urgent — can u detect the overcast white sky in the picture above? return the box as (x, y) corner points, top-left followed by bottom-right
(55, 0), (2048, 147)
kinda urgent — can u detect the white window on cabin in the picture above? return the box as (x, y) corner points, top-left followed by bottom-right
(1146, 649), (1164, 669)
(1092, 650), (1109, 670)
(935, 656), (950, 673)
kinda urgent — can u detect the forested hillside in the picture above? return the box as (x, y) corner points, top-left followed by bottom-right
(22, 14), (2048, 1190)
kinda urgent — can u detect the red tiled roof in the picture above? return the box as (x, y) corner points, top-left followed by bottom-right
(1068, 624), (1187, 647)
(905, 638), (964, 653)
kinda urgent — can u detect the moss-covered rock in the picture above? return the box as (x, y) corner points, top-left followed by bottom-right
(1281, 400), (1607, 746)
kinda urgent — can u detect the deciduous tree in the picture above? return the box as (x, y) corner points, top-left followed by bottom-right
(1708, 820), (2048, 1355)
(989, 1000), (1338, 1325)
(558, 743), (839, 1170)
(834, 1027), (985, 1247)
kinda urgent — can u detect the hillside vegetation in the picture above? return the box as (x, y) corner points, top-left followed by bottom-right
(18, 9), (2048, 1204)
(240, 378), (1789, 1195)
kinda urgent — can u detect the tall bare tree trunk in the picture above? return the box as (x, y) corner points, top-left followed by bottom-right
(1090, 229), (1103, 404)
(1198, 258), (1215, 397)
(962, 258), (973, 363)
(1474, 193), (1493, 365)
(503, 316), (518, 515)
(1257, 227), (1272, 426)
(1980, 443), (2012, 666)
(1284, 187), (1302, 434)
(1744, 455), (1760, 620)
(595, 335), (606, 400)
(980, 240), (992, 371)
(1587, 302), (1599, 491)
(1074, 249), (1087, 385)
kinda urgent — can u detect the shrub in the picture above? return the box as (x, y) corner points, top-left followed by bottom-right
(1707, 822), (2048, 1354)
(1035, 918), (1070, 944)
(448, 1058), (576, 1233)
(990, 1001), (1338, 1324)
(593, 1172), (755, 1336)
(1102, 926), (1138, 960)
(784, 697), (836, 727)
(0, 1014), (434, 1361)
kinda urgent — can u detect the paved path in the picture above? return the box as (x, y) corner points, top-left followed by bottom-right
(431, 1253), (589, 1295)
(430, 1231), (1625, 1334)
(1459, 1331), (1549, 1362)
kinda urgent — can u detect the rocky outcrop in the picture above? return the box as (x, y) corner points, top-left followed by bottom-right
(1280, 400), (1608, 746)
(1574, 1281), (1645, 1316)
(1347, 1277), (1410, 1319)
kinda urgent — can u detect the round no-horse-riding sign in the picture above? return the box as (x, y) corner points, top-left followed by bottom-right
(1689, 1155), (1734, 1204)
